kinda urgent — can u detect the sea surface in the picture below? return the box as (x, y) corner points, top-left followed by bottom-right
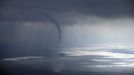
(1, 45), (134, 75)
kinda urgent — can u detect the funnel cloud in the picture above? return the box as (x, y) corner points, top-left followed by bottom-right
(42, 12), (61, 42)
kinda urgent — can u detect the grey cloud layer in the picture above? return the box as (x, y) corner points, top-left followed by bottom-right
(0, 0), (133, 22)
(0, 0), (134, 59)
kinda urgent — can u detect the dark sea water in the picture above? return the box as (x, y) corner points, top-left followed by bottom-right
(1, 46), (134, 75)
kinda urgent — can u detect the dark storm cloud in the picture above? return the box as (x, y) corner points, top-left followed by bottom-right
(0, 0), (134, 59)
(0, 0), (133, 22)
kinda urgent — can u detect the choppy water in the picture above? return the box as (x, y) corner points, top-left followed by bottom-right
(1, 45), (134, 75)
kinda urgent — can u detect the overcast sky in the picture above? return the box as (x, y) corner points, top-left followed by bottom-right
(0, 0), (134, 57)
